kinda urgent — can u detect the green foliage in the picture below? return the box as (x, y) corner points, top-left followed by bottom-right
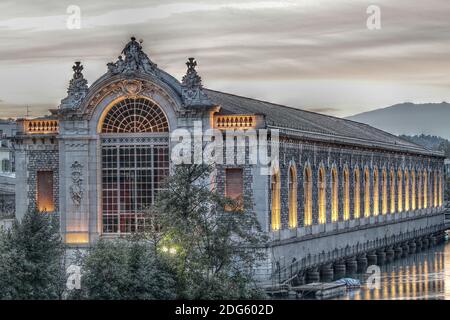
(151, 164), (267, 299)
(0, 210), (65, 300)
(71, 238), (177, 300)
(399, 134), (450, 157)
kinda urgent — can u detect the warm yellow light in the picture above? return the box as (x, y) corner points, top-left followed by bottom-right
(66, 232), (89, 244)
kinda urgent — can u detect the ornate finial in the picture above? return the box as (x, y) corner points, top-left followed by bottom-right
(181, 57), (213, 107)
(182, 57), (202, 88)
(60, 61), (89, 110)
(107, 37), (157, 76)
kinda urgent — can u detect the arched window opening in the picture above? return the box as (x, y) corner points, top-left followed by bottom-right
(382, 169), (388, 214)
(397, 169), (403, 212)
(434, 170), (438, 207)
(411, 170), (416, 210)
(354, 168), (360, 219)
(331, 167), (338, 222)
(101, 98), (170, 234)
(418, 170), (423, 209)
(304, 165), (313, 226)
(343, 167), (350, 220)
(364, 168), (370, 217)
(373, 168), (379, 216)
(390, 169), (395, 214)
(318, 167), (327, 224)
(288, 165), (298, 229)
(404, 169), (409, 211)
(101, 98), (169, 133)
(271, 170), (281, 231)
(423, 170), (428, 209)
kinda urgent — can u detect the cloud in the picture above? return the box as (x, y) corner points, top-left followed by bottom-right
(0, 0), (449, 117)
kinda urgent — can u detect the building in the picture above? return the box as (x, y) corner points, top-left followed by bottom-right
(13, 37), (446, 281)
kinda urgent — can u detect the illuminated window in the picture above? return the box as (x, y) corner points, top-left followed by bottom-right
(353, 168), (360, 219)
(318, 167), (326, 224)
(271, 170), (281, 231)
(404, 169), (409, 211)
(331, 167), (338, 222)
(304, 165), (312, 226)
(411, 170), (416, 210)
(364, 168), (370, 217)
(37, 171), (54, 212)
(343, 167), (350, 220)
(397, 169), (403, 212)
(225, 168), (244, 211)
(418, 170), (423, 209)
(382, 168), (387, 214)
(434, 170), (438, 207)
(390, 169), (395, 213)
(101, 98), (170, 234)
(101, 98), (169, 133)
(373, 168), (379, 216)
(288, 165), (298, 228)
(423, 170), (428, 209)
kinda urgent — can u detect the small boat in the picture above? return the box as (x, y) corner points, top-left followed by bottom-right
(334, 278), (361, 289)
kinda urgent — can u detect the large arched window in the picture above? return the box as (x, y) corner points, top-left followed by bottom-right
(353, 168), (360, 219)
(343, 167), (350, 220)
(390, 168), (395, 213)
(404, 169), (409, 211)
(304, 165), (312, 226)
(101, 98), (169, 133)
(411, 169), (416, 210)
(364, 167), (370, 217)
(397, 169), (403, 212)
(271, 170), (281, 231)
(101, 97), (169, 234)
(434, 170), (438, 207)
(423, 170), (428, 209)
(331, 167), (338, 222)
(382, 168), (387, 214)
(373, 167), (379, 216)
(288, 165), (298, 229)
(318, 167), (327, 224)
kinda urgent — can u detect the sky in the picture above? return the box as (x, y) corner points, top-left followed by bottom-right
(0, 0), (449, 118)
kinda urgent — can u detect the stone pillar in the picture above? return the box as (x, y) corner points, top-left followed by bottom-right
(394, 246), (403, 259)
(385, 246), (395, 263)
(345, 257), (358, 274)
(402, 242), (409, 257)
(306, 267), (320, 283)
(415, 239), (423, 252)
(357, 254), (368, 272)
(408, 241), (416, 254)
(367, 251), (378, 266)
(334, 260), (346, 278)
(376, 249), (386, 265)
(430, 235), (437, 246)
(320, 263), (334, 282)
(422, 238), (429, 248)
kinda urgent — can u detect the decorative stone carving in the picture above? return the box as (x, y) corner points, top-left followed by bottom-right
(181, 57), (213, 107)
(60, 62), (89, 110)
(70, 161), (83, 206)
(107, 37), (158, 76)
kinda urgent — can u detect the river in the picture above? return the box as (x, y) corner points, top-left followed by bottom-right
(336, 240), (450, 300)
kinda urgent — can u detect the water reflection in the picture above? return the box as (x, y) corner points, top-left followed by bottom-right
(338, 241), (450, 300)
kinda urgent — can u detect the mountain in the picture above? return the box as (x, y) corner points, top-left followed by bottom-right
(346, 102), (450, 140)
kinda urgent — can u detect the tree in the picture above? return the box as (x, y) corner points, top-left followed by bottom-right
(0, 209), (65, 299)
(152, 164), (268, 299)
(71, 238), (177, 300)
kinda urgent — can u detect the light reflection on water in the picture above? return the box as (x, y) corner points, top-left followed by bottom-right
(338, 241), (450, 300)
